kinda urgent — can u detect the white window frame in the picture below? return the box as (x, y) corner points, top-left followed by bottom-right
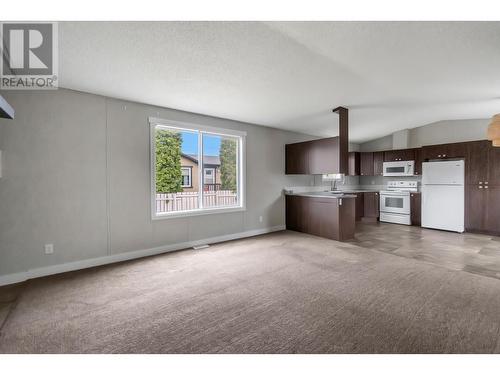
(150, 117), (246, 220)
(180, 167), (192, 188)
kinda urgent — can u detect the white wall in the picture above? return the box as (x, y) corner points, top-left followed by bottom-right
(360, 119), (489, 152)
(359, 135), (393, 152)
(408, 119), (489, 148)
(0, 89), (313, 280)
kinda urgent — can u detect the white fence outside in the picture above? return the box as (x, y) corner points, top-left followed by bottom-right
(156, 191), (238, 213)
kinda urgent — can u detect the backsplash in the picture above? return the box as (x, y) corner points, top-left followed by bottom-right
(359, 175), (422, 189)
(284, 175), (360, 194)
(285, 175), (422, 194)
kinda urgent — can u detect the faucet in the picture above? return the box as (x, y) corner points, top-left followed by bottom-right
(331, 179), (338, 191)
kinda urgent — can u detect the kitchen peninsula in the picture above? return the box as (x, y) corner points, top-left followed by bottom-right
(285, 191), (357, 241)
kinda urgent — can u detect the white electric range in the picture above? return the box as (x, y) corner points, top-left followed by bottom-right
(379, 181), (418, 225)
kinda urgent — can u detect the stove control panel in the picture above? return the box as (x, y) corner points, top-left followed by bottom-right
(386, 180), (418, 191)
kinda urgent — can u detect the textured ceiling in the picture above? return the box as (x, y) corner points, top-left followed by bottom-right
(59, 22), (500, 143)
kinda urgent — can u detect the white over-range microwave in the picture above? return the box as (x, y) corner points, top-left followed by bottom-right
(382, 160), (415, 177)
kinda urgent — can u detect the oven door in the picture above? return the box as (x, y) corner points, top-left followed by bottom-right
(383, 161), (415, 176)
(380, 192), (410, 215)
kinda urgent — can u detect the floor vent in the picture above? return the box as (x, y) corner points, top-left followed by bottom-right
(193, 244), (210, 250)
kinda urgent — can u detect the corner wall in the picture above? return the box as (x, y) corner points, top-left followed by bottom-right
(0, 89), (313, 282)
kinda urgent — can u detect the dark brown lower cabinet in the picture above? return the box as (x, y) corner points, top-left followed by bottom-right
(484, 186), (500, 234)
(465, 184), (500, 235)
(410, 192), (421, 226)
(355, 193), (364, 221)
(363, 192), (379, 221)
(465, 185), (486, 232)
(286, 195), (356, 241)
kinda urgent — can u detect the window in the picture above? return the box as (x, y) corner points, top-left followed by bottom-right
(181, 167), (192, 187)
(150, 118), (245, 218)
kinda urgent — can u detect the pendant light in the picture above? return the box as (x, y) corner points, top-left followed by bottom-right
(487, 114), (500, 147)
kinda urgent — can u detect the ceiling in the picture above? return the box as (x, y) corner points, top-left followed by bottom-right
(59, 22), (500, 143)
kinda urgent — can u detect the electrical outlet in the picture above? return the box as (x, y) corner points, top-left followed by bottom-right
(259, 216), (263, 223)
(44, 244), (54, 254)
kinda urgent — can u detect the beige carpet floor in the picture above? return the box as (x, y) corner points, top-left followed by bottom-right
(2, 227), (500, 353)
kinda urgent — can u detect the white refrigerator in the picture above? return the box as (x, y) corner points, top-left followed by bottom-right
(421, 160), (465, 233)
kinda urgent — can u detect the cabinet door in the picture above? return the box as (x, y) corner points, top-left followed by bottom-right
(363, 192), (379, 218)
(410, 193), (421, 226)
(309, 138), (339, 174)
(413, 148), (423, 176)
(467, 141), (489, 185)
(286, 195), (311, 233)
(401, 148), (416, 161)
(444, 142), (467, 159)
(487, 144), (500, 186)
(485, 186), (500, 234)
(465, 185), (486, 232)
(384, 149), (415, 162)
(422, 145), (444, 160)
(384, 150), (399, 162)
(285, 142), (309, 174)
(355, 193), (364, 221)
(308, 198), (338, 239)
(360, 152), (374, 176)
(285, 195), (300, 231)
(348, 152), (360, 176)
(423, 143), (467, 161)
(373, 151), (384, 176)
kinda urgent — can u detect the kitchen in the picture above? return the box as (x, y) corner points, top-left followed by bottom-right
(284, 110), (500, 242)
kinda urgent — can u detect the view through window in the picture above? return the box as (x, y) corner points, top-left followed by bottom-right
(153, 122), (243, 216)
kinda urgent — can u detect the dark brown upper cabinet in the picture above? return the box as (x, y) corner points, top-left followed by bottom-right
(384, 149), (415, 162)
(348, 152), (360, 176)
(467, 141), (489, 185)
(487, 145), (500, 186)
(285, 137), (343, 175)
(373, 151), (384, 176)
(360, 152), (374, 176)
(413, 148), (423, 175)
(422, 142), (467, 161)
(285, 141), (311, 174)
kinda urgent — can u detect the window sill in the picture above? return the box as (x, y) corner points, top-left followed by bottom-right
(152, 205), (246, 220)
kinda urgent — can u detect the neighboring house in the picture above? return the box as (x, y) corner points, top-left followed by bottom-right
(180, 153), (221, 192)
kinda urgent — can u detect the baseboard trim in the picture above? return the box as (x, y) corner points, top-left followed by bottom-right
(0, 225), (286, 286)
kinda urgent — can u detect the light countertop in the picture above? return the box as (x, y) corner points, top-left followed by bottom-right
(285, 191), (358, 199)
